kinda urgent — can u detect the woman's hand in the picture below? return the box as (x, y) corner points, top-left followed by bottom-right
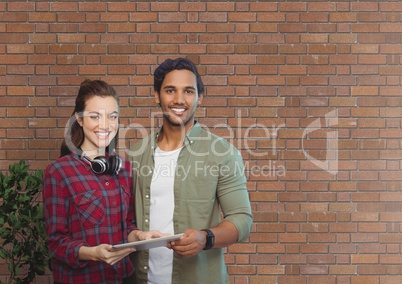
(78, 244), (135, 266)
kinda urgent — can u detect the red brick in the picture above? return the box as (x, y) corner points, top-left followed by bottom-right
(7, 2), (35, 11)
(7, 107), (35, 117)
(279, 23), (307, 33)
(77, 44), (106, 54)
(28, 12), (56, 22)
(250, 23), (278, 33)
(6, 23), (34, 33)
(108, 3), (136, 12)
(150, 3), (179, 11)
(6, 86), (34, 96)
(310, 44), (337, 54)
(307, 3), (335, 12)
(50, 2), (78, 12)
(49, 44), (77, 54)
(82, 17), (105, 27)
(8, 67), (33, 78)
(28, 34), (56, 44)
(55, 14), (84, 25)
(78, 2), (106, 12)
(330, 12), (357, 22)
(279, 3), (306, 12)
(28, 56), (56, 67)
(228, 12), (256, 22)
(107, 24), (136, 33)
(301, 34), (328, 43)
(100, 13), (129, 22)
(301, 13), (328, 23)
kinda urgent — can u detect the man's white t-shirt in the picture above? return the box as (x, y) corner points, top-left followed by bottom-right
(148, 146), (181, 284)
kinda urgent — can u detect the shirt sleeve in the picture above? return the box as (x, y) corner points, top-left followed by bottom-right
(216, 147), (253, 242)
(124, 160), (139, 234)
(42, 164), (89, 269)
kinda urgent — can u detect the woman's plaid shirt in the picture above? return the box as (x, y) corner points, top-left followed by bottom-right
(42, 152), (138, 283)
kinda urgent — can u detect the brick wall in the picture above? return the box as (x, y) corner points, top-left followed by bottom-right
(1, 1), (402, 283)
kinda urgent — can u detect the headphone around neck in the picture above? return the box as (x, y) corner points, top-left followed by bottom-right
(80, 153), (122, 175)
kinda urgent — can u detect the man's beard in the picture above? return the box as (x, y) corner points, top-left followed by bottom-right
(163, 112), (189, 127)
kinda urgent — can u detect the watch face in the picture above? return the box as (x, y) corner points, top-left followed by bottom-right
(202, 229), (214, 250)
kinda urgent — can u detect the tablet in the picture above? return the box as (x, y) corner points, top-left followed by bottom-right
(111, 233), (184, 251)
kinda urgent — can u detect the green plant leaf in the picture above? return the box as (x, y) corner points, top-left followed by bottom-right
(0, 247), (8, 259)
(0, 227), (11, 239)
(0, 160), (49, 282)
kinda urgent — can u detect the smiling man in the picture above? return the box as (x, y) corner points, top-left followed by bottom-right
(130, 58), (253, 284)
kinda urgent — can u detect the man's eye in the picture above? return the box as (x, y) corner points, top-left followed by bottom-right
(109, 115), (118, 120)
(90, 115), (99, 120)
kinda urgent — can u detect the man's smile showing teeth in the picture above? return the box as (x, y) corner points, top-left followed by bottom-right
(171, 108), (186, 114)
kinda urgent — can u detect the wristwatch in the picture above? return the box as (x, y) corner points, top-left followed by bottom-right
(201, 229), (215, 250)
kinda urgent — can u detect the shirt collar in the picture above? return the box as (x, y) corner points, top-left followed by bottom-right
(71, 151), (111, 170)
(153, 121), (202, 148)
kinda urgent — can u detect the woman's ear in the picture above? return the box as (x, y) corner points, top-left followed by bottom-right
(75, 112), (83, 126)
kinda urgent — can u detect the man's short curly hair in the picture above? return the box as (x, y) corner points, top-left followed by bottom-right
(153, 57), (205, 95)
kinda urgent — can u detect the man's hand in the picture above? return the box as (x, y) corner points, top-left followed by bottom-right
(169, 228), (206, 257)
(168, 221), (240, 257)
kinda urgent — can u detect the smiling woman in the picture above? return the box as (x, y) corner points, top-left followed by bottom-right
(41, 79), (165, 284)
(60, 79), (120, 158)
(76, 95), (119, 158)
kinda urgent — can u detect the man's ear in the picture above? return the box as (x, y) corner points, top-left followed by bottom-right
(198, 92), (204, 106)
(75, 112), (83, 126)
(154, 90), (160, 105)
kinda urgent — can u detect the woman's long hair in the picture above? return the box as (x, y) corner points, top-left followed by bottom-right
(60, 79), (119, 157)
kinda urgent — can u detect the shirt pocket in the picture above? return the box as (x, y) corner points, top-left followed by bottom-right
(73, 190), (105, 226)
(182, 177), (217, 227)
